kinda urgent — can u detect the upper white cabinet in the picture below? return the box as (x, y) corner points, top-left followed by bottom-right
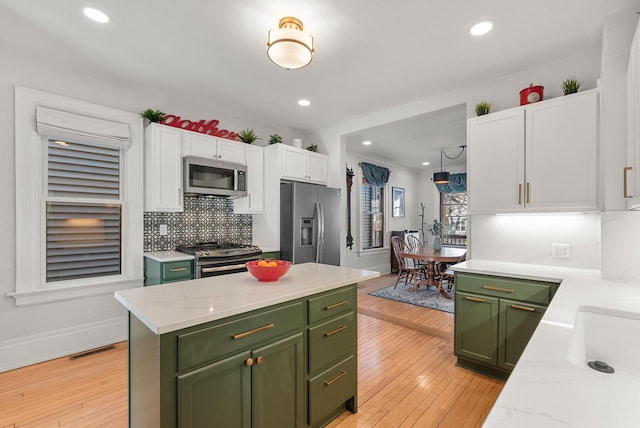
(144, 123), (184, 212)
(183, 130), (246, 165)
(626, 20), (640, 209)
(468, 89), (599, 213)
(278, 145), (329, 185)
(234, 145), (265, 213)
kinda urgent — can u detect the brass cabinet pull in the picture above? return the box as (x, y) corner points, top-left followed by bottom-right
(232, 323), (274, 340)
(169, 267), (187, 272)
(256, 355), (264, 365)
(324, 371), (347, 386)
(526, 182), (530, 204)
(465, 296), (486, 303)
(325, 301), (347, 310)
(482, 285), (515, 293)
(511, 304), (535, 312)
(518, 183), (522, 205)
(324, 326), (347, 337)
(624, 166), (633, 198)
(245, 358), (254, 366)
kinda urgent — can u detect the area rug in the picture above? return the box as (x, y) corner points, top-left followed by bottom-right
(368, 282), (454, 314)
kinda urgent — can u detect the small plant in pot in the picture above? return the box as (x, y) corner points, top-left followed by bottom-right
(306, 144), (318, 152)
(237, 128), (261, 144)
(475, 101), (491, 116)
(561, 77), (583, 95)
(140, 108), (165, 123)
(268, 133), (283, 144)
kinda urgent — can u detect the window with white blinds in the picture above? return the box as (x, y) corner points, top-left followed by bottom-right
(46, 139), (122, 282)
(360, 179), (384, 250)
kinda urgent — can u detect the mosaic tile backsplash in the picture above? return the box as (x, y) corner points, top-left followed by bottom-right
(144, 195), (253, 251)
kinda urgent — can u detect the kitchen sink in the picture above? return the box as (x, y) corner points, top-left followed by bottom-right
(568, 306), (640, 375)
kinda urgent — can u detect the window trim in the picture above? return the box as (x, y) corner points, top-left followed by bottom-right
(10, 86), (144, 306)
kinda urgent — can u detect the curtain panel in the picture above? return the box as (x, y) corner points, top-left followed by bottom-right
(360, 162), (390, 187)
(435, 173), (467, 194)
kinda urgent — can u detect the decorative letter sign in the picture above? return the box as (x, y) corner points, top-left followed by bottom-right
(160, 114), (239, 140)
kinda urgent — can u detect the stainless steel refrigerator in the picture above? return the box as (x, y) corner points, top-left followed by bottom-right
(280, 181), (341, 266)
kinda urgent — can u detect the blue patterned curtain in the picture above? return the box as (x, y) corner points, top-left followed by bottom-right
(360, 162), (390, 187)
(436, 173), (467, 194)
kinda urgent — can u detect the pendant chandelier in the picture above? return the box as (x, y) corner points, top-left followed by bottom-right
(267, 17), (314, 70)
(433, 146), (466, 184)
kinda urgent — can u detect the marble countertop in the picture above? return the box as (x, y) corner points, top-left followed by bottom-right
(453, 259), (640, 428)
(143, 251), (194, 262)
(115, 263), (379, 335)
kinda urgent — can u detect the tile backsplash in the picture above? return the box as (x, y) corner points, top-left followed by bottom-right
(144, 195), (252, 251)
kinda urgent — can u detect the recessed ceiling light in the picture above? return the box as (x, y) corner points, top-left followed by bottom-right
(422, 161), (430, 166)
(362, 141), (372, 145)
(298, 99), (311, 106)
(83, 7), (111, 24)
(470, 20), (494, 36)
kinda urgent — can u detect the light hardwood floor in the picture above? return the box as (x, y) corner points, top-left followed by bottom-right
(0, 274), (502, 427)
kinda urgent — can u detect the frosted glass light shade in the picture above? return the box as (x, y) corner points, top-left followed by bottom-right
(267, 17), (314, 69)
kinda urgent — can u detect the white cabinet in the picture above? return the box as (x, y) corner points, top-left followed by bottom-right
(183, 130), (246, 165)
(468, 89), (599, 213)
(234, 146), (265, 213)
(144, 123), (184, 212)
(279, 145), (329, 185)
(626, 21), (640, 209)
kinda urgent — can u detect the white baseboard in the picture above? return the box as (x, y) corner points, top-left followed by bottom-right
(0, 316), (128, 373)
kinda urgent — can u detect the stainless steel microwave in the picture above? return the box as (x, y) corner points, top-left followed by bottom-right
(183, 156), (247, 198)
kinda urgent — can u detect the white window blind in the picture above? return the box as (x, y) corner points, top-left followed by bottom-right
(46, 139), (122, 282)
(36, 106), (131, 149)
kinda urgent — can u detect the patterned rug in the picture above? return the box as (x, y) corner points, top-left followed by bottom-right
(368, 282), (455, 314)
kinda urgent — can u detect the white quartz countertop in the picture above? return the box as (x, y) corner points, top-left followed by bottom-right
(115, 263), (379, 335)
(453, 259), (640, 428)
(143, 251), (194, 262)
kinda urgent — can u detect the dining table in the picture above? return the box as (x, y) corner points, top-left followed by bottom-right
(399, 246), (467, 298)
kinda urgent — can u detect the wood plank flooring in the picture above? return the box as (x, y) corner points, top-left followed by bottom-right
(0, 274), (502, 427)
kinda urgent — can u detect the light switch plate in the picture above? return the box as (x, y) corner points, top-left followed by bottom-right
(552, 243), (570, 259)
(159, 224), (168, 236)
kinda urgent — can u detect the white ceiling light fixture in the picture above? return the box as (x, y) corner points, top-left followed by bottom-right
(470, 20), (494, 36)
(362, 141), (372, 146)
(298, 99), (311, 106)
(267, 17), (314, 70)
(83, 7), (111, 24)
(422, 161), (430, 166)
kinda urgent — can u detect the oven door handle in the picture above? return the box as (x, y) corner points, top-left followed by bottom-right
(202, 264), (248, 273)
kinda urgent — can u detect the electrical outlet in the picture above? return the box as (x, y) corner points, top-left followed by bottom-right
(552, 243), (571, 259)
(159, 224), (168, 236)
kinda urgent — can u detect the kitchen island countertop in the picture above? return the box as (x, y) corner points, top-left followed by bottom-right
(453, 259), (640, 428)
(116, 262), (379, 334)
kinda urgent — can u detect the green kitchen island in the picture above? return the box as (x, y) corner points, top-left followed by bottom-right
(115, 262), (379, 428)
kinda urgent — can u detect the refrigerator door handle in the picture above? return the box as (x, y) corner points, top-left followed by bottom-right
(314, 202), (321, 263)
(318, 202), (325, 263)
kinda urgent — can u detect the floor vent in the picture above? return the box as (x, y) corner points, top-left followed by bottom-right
(69, 344), (117, 360)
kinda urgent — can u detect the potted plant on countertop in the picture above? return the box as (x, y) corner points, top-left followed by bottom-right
(561, 77), (583, 95)
(237, 128), (261, 144)
(475, 101), (491, 116)
(306, 143), (318, 152)
(268, 133), (283, 144)
(140, 108), (165, 125)
(428, 218), (444, 252)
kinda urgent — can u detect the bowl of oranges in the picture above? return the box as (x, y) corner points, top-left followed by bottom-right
(246, 259), (292, 282)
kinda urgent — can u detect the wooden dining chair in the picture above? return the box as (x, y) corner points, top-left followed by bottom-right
(391, 236), (422, 288)
(405, 234), (428, 271)
(439, 252), (467, 292)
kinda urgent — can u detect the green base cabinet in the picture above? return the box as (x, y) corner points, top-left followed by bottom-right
(144, 257), (194, 286)
(454, 272), (558, 379)
(260, 251), (281, 260)
(128, 284), (357, 428)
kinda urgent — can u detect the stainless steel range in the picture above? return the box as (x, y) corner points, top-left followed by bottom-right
(175, 242), (262, 278)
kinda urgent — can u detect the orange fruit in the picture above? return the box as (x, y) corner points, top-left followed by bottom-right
(267, 261), (278, 267)
(257, 260), (268, 267)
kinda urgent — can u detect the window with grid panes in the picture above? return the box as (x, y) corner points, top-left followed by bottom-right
(361, 178), (384, 250)
(46, 139), (122, 282)
(440, 191), (468, 247)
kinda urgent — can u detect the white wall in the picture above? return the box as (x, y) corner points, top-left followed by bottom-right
(0, 50), (309, 372)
